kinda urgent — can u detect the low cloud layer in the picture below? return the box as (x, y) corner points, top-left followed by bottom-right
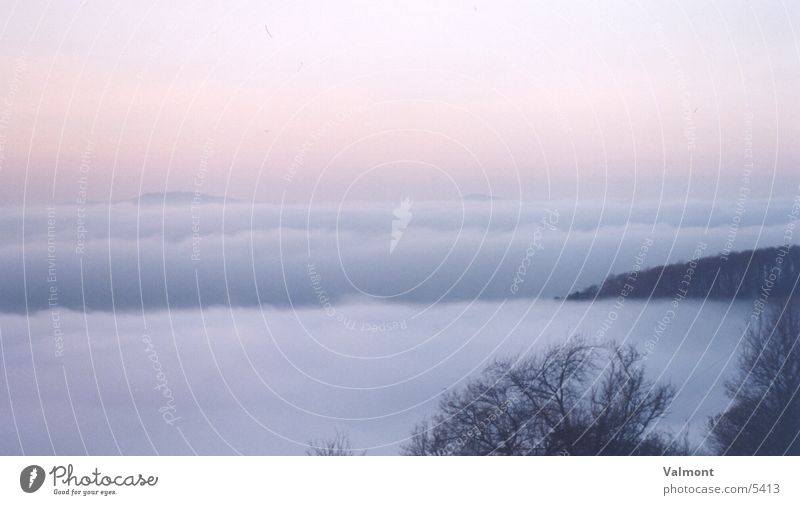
(0, 197), (798, 314)
(1, 197), (793, 454)
(0, 299), (753, 455)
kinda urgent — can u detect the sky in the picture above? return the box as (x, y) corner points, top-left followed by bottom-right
(1, 0), (799, 204)
(1, 1), (800, 455)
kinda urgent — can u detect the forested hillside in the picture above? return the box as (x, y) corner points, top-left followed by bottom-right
(566, 246), (800, 301)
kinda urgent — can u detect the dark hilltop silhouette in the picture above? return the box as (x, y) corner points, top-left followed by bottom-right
(566, 245), (800, 301)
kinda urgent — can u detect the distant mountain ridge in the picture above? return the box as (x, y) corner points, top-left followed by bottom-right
(462, 193), (502, 202)
(566, 245), (800, 301)
(131, 191), (235, 205)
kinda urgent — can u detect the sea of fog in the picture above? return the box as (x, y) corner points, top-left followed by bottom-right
(0, 298), (754, 455)
(3, 197), (793, 454)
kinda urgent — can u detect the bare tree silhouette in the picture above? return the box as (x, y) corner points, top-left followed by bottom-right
(708, 301), (800, 455)
(403, 339), (683, 455)
(306, 431), (366, 456)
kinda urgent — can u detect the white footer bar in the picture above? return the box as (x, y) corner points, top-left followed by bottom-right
(1, 456), (798, 504)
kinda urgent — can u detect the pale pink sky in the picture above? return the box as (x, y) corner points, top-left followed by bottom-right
(0, 0), (798, 204)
